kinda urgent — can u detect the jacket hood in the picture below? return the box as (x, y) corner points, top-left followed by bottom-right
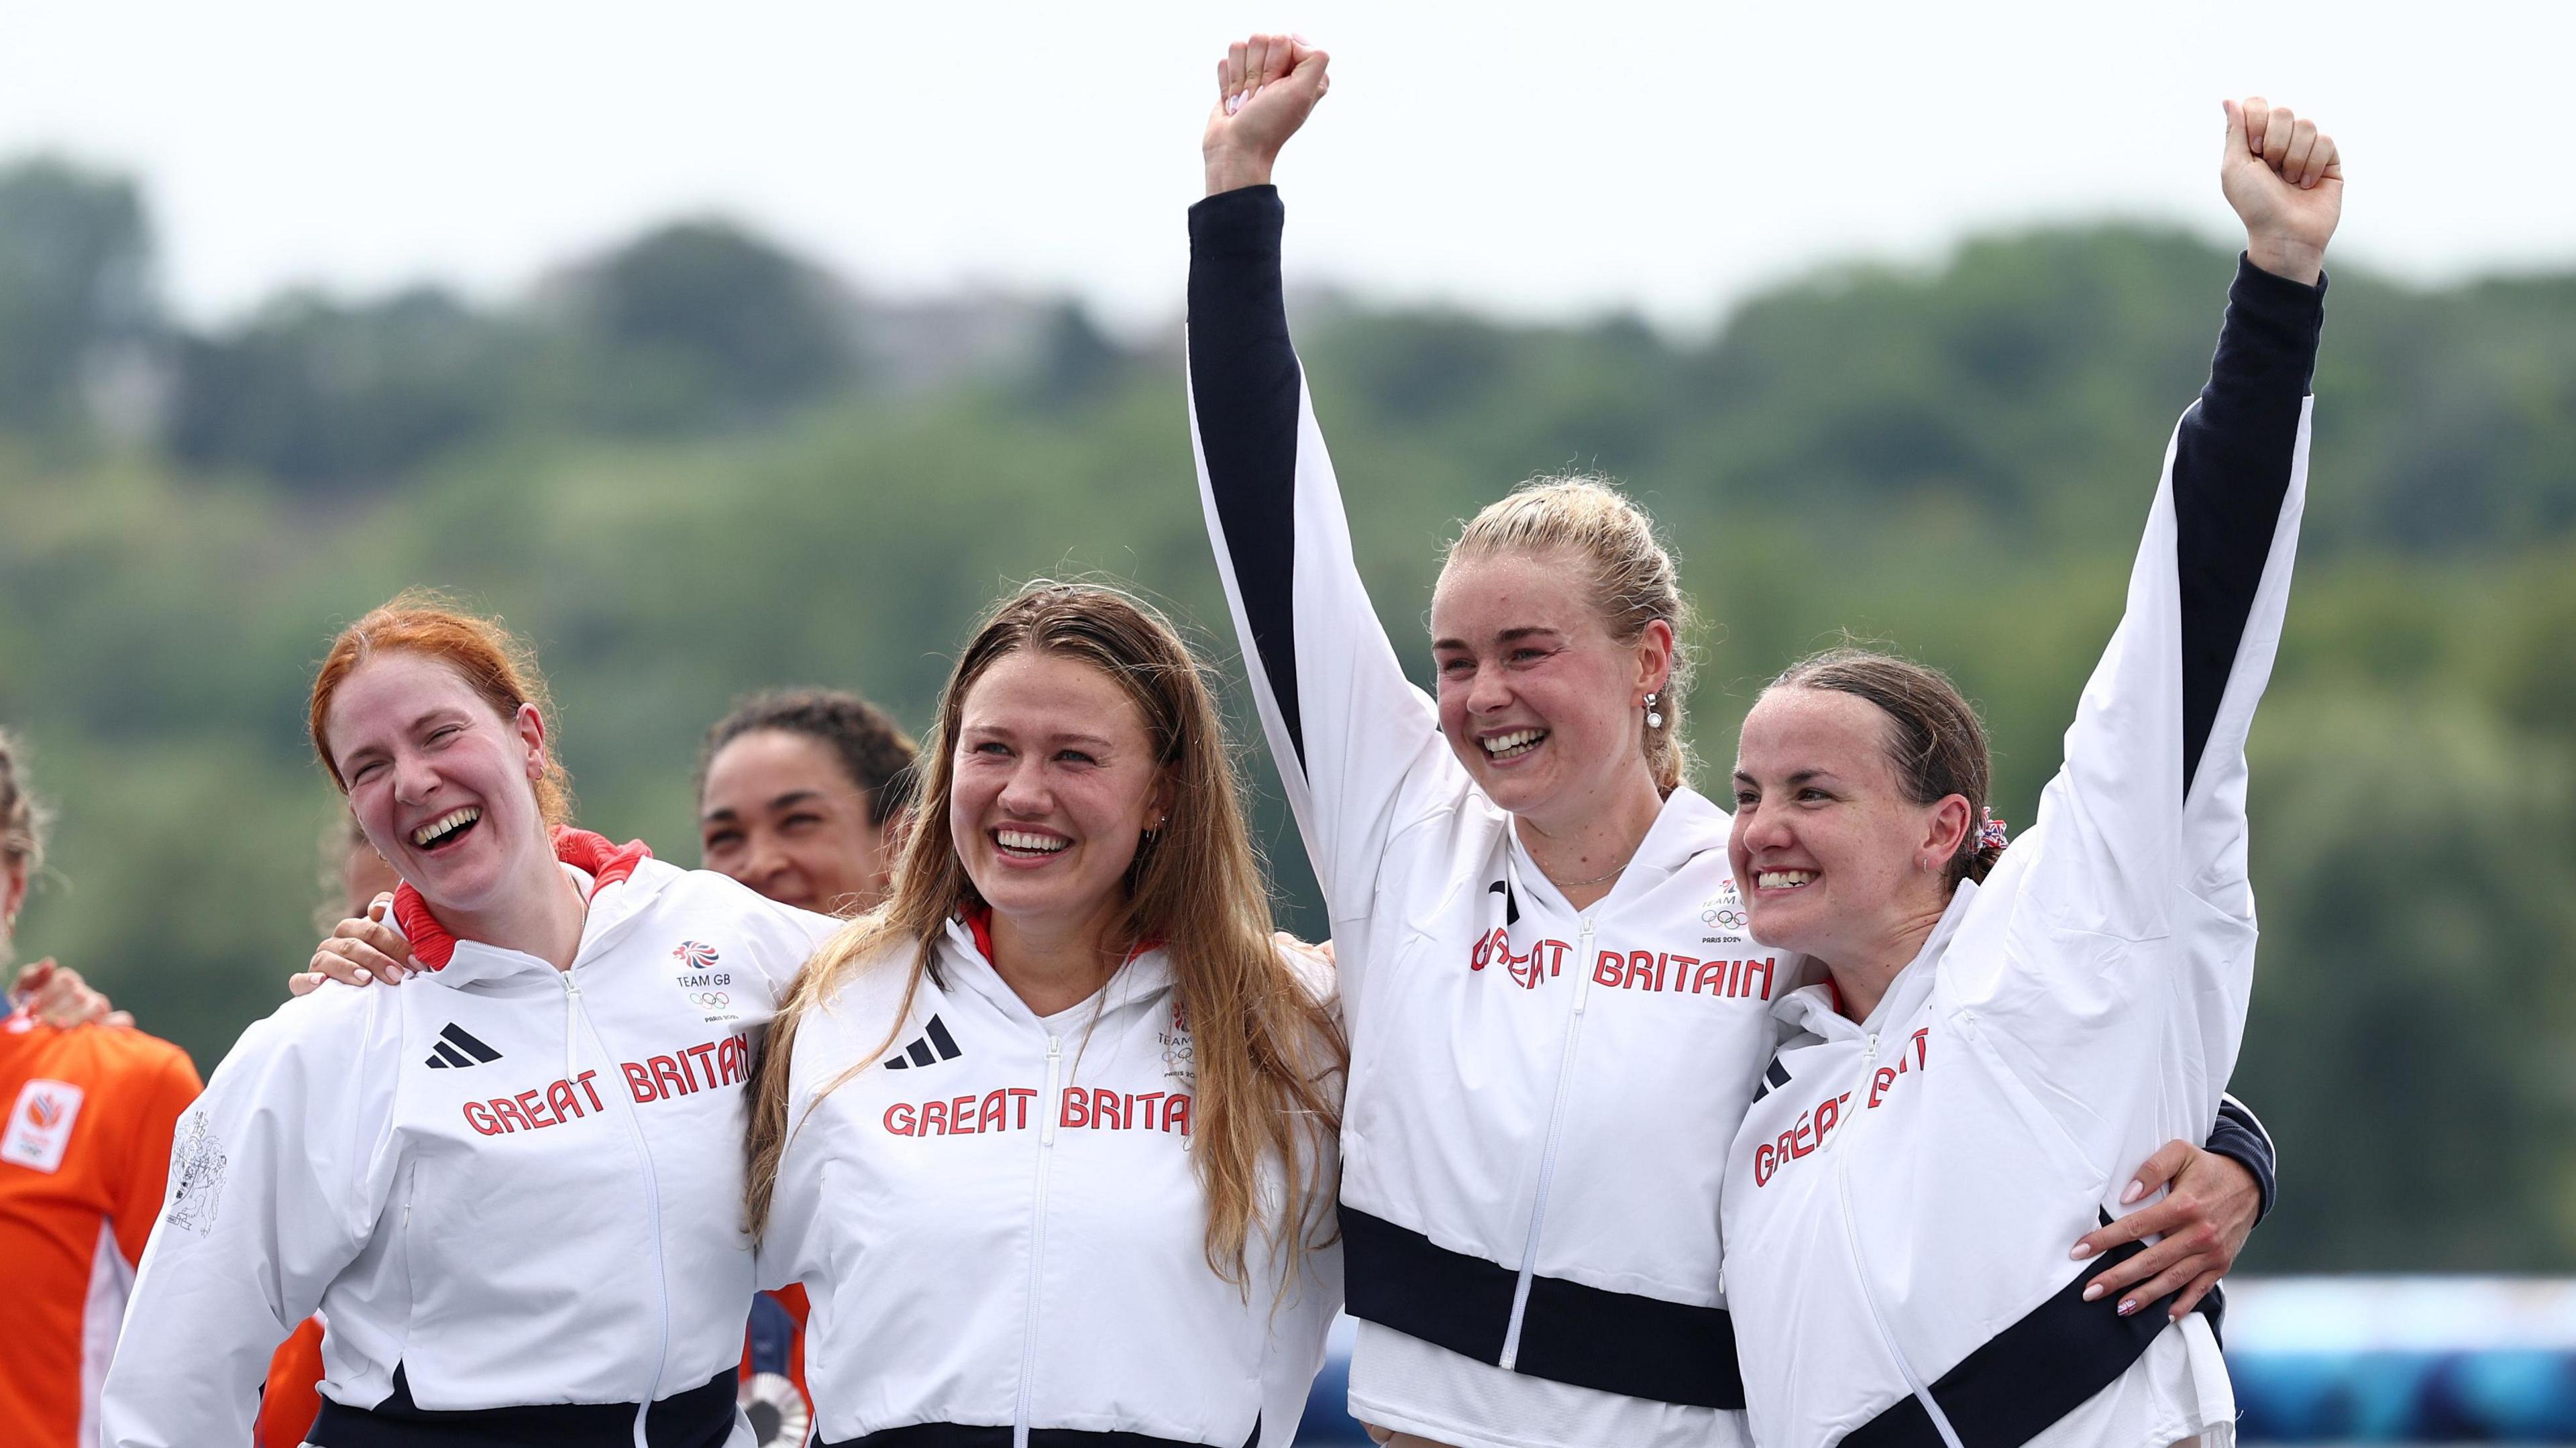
(938, 905), (1175, 1025)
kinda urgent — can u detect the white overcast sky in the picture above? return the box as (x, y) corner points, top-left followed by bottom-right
(0, 0), (2563, 336)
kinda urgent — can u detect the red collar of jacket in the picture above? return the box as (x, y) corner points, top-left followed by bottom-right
(955, 901), (1161, 968)
(392, 826), (653, 971)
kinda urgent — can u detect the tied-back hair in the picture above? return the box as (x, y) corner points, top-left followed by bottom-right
(1, 727), (50, 960)
(696, 688), (920, 829)
(1448, 475), (1697, 795)
(745, 582), (1346, 1290)
(1770, 647), (2004, 888)
(307, 589), (576, 826)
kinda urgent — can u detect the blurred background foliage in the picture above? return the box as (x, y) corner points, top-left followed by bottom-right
(2, 154), (2571, 1272)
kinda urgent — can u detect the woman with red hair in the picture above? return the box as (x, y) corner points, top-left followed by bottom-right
(101, 593), (843, 1448)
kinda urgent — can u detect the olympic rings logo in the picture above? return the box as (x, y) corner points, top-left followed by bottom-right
(1703, 908), (1746, 931)
(689, 991), (732, 1009)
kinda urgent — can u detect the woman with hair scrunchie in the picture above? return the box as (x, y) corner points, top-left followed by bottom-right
(1721, 95), (2341, 1448)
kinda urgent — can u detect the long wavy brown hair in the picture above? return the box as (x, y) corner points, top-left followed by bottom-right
(745, 583), (1344, 1288)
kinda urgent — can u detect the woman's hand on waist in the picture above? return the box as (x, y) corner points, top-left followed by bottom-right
(2068, 1137), (2261, 1320)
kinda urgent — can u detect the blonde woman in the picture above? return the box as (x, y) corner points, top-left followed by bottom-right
(745, 583), (1346, 1447)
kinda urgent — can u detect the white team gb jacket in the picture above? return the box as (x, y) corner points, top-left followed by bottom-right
(1187, 184), (1785, 1424)
(759, 911), (1343, 1448)
(1722, 260), (2320, 1448)
(101, 833), (838, 1448)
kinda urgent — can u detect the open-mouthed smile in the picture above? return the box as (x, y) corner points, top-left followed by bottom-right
(991, 827), (1072, 863)
(410, 806), (482, 852)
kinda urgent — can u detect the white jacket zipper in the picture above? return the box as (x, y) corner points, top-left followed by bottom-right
(1831, 1032), (1965, 1448)
(1014, 1033), (1064, 1448)
(1499, 913), (1596, 1370)
(560, 968), (671, 1448)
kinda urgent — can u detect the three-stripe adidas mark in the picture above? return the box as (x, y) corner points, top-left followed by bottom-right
(425, 1023), (503, 1070)
(883, 1015), (962, 1070)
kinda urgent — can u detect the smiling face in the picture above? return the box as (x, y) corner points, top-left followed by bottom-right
(322, 651), (557, 918)
(1430, 547), (1670, 830)
(1729, 685), (1968, 967)
(949, 650), (1167, 949)
(700, 729), (890, 915)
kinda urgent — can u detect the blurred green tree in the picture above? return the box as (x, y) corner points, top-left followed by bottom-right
(0, 158), (158, 431)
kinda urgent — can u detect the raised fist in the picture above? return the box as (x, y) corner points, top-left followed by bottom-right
(1203, 33), (1330, 195)
(2221, 97), (2341, 285)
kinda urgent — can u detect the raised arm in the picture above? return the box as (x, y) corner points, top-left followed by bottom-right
(1189, 36), (1460, 925)
(2041, 97), (2332, 943)
(2177, 99), (2335, 797)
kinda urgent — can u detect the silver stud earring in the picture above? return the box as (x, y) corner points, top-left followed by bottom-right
(1644, 691), (1664, 730)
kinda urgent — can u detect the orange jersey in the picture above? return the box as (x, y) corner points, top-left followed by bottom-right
(256, 1317), (327, 1448)
(0, 1007), (201, 1448)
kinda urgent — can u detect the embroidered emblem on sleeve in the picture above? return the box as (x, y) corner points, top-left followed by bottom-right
(166, 1112), (228, 1233)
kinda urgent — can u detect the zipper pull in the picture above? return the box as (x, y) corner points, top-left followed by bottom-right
(1040, 1036), (1063, 1146)
(1573, 917), (1597, 1013)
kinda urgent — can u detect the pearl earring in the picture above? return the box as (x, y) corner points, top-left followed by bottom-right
(1644, 691), (1664, 730)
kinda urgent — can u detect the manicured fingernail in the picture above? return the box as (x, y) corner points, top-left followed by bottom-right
(2121, 1180), (2145, 1205)
(2082, 1284), (2104, 1302)
(354, 969), (372, 984)
(2118, 1299), (2138, 1316)
(2070, 1242), (2096, 1261)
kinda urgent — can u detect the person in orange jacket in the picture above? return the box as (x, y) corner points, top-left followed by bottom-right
(0, 731), (204, 1448)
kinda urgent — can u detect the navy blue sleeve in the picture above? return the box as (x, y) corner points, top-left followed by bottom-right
(1187, 184), (1308, 767)
(2206, 1095), (2278, 1222)
(2174, 256), (2326, 793)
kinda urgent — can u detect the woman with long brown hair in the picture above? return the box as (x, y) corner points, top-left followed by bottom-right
(743, 581), (1345, 1448)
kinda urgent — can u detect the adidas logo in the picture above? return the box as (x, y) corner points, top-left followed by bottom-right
(883, 1015), (963, 1070)
(425, 1023), (503, 1070)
